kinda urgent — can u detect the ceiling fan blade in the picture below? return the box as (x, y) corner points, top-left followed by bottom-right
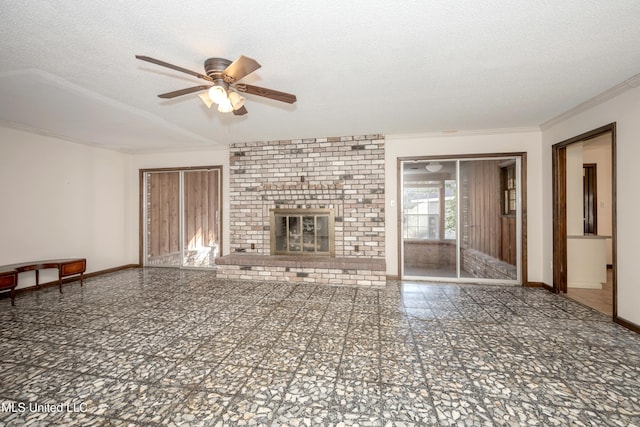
(136, 55), (213, 82)
(235, 84), (297, 104)
(233, 105), (248, 116)
(223, 55), (261, 82)
(158, 85), (211, 99)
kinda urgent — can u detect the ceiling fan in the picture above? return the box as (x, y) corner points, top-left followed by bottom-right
(135, 54), (297, 115)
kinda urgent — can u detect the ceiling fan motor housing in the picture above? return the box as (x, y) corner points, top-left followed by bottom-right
(205, 58), (232, 81)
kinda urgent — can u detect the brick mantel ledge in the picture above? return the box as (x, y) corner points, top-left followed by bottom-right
(216, 254), (385, 271)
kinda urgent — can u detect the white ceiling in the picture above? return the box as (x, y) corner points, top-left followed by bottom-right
(2, 1), (640, 153)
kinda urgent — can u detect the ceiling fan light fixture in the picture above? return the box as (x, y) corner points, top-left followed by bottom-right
(217, 97), (234, 113)
(208, 85), (227, 105)
(198, 92), (214, 109)
(228, 91), (245, 110)
(425, 162), (443, 173)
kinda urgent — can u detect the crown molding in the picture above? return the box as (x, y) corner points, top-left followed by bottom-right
(387, 126), (541, 141)
(540, 73), (640, 131)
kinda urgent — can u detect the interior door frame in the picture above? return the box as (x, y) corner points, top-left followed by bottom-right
(397, 152), (528, 285)
(138, 165), (223, 268)
(551, 123), (617, 317)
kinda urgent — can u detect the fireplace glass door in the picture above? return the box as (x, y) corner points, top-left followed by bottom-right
(271, 209), (334, 256)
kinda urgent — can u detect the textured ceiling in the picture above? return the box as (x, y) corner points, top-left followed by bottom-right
(1, 1), (640, 153)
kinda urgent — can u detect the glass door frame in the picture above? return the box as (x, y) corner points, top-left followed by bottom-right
(139, 166), (222, 270)
(399, 154), (525, 285)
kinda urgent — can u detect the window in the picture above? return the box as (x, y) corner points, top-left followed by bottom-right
(404, 185), (440, 239)
(443, 180), (457, 239)
(501, 163), (517, 215)
(403, 181), (456, 240)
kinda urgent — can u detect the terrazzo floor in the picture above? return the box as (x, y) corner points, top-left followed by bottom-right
(1, 268), (639, 426)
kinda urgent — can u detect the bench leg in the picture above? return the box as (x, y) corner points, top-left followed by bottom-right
(58, 271), (63, 294)
(10, 287), (15, 306)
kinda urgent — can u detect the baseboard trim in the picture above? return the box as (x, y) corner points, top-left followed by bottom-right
(84, 264), (141, 279)
(525, 281), (553, 291)
(386, 274), (400, 281)
(524, 281), (543, 288)
(10, 264), (140, 295)
(614, 316), (640, 334)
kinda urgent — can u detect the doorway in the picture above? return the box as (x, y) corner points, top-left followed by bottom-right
(140, 166), (222, 269)
(552, 124), (616, 317)
(399, 154), (526, 284)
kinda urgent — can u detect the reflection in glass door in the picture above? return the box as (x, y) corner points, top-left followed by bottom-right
(401, 157), (521, 284)
(144, 168), (221, 269)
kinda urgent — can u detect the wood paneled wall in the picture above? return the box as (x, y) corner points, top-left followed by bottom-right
(501, 216), (517, 265)
(460, 160), (516, 265)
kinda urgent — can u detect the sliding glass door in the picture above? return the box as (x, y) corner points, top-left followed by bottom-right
(401, 157), (521, 284)
(143, 167), (221, 269)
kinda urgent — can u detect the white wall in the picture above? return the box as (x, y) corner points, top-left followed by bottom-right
(125, 148), (231, 263)
(541, 85), (640, 326)
(384, 129), (543, 282)
(583, 133), (613, 264)
(0, 127), (130, 288)
(565, 142), (584, 236)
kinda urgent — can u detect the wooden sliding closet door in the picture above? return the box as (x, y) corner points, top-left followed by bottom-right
(183, 169), (220, 268)
(147, 171), (181, 266)
(143, 167), (221, 268)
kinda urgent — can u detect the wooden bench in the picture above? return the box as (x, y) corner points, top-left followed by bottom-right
(0, 270), (18, 306)
(0, 258), (86, 305)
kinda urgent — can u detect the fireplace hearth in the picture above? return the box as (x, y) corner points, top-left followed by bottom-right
(270, 208), (335, 256)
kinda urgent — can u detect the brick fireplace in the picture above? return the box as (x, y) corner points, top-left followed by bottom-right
(216, 135), (386, 286)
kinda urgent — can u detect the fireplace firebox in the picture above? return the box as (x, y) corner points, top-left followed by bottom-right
(270, 208), (335, 256)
